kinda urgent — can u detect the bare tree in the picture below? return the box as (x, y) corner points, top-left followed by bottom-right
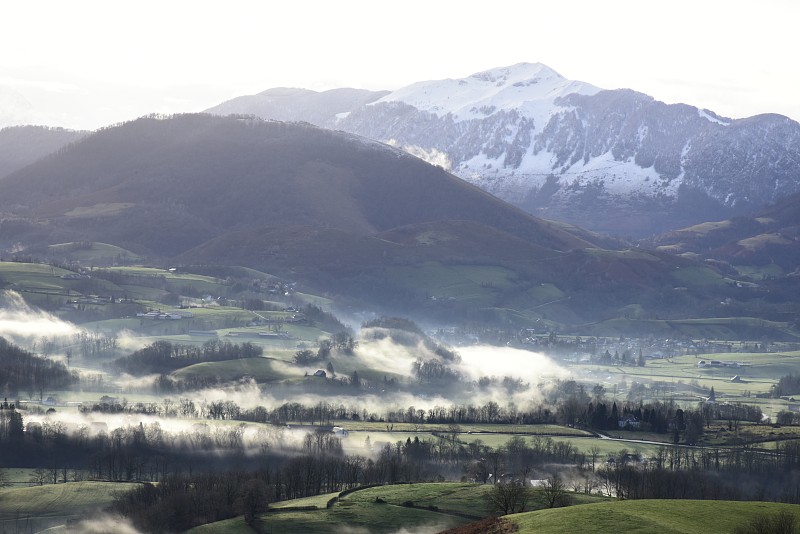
(540, 474), (573, 508)
(486, 481), (532, 515)
(29, 468), (48, 486)
(236, 478), (270, 525)
(589, 445), (601, 471)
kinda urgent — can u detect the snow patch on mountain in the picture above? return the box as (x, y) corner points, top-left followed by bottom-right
(386, 139), (452, 170)
(462, 149), (676, 200)
(698, 109), (730, 126)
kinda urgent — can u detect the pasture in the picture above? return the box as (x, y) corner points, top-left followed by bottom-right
(508, 499), (800, 534)
(0, 481), (139, 532)
(386, 262), (518, 306)
(47, 242), (142, 263)
(191, 482), (612, 533)
(573, 349), (800, 412)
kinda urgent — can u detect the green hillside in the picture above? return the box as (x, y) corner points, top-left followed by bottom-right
(0, 481), (139, 532)
(508, 499), (800, 534)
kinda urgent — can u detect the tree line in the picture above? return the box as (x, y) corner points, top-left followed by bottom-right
(2, 393), (800, 530)
(111, 339), (262, 375)
(0, 337), (76, 397)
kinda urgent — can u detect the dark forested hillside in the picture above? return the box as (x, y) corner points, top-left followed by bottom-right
(651, 192), (800, 271)
(0, 337), (76, 396)
(0, 114), (591, 256)
(112, 340), (262, 375)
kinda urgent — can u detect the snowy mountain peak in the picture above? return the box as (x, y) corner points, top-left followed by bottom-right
(469, 62), (563, 85)
(373, 62), (601, 121)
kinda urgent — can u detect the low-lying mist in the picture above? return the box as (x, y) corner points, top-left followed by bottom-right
(0, 289), (82, 342)
(98, 336), (573, 418)
(455, 345), (569, 383)
(63, 514), (143, 534)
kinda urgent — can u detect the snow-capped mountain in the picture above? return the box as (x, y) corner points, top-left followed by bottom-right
(207, 63), (800, 237)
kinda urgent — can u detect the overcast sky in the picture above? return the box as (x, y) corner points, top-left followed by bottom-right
(2, 0), (798, 130)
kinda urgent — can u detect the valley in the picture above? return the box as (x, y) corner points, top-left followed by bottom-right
(1, 54), (800, 534)
(1, 245), (800, 532)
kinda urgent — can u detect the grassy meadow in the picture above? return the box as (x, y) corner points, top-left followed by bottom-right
(47, 242), (142, 263)
(0, 481), (139, 532)
(572, 349), (800, 409)
(190, 482), (614, 534)
(508, 499), (800, 534)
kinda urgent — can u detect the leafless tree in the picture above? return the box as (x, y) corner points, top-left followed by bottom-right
(486, 480), (532, 515)
(29, 468), (48, 486)
(589, 445), (601, 471)
(540, 474), (573, 508)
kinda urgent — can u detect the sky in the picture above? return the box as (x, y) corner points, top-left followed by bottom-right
(1, 0), (798, 130)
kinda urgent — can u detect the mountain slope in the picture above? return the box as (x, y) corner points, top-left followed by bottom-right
(207, 63), (800, 237)
(651, 192), (800, 272)
(0, 125), (87, 179)
(206, 87), (389, 125)
(0, 113), (591, 256)
(0, 113), (793, 332)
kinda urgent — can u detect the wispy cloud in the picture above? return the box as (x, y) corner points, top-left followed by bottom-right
(0, 290), (82, 340)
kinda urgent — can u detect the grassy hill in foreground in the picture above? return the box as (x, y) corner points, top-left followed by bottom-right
(0, 481), (139, 532)
(189, 483), (611, 534)
(507, 499), (800, 534)
(188, 491), (798, 534)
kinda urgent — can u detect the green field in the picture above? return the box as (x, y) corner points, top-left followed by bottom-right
(187, 515), (254, 534)
(192, 483), (611, 533)
(271, 491), (341, 510)
(95, 266), (230, 296)
(293, 292), (334, 307)
(583, 317), (800, 342)
(341, 483), (494, 517)
(0, 481), (139, 532)
(173, 357), (298, 382)
(253, 505), (466, 534)
(48, 242), (142, 263)
(735, 263), (786, 280)
(575, 350), (800, 400)
(63, 202), (135, 218)
(0, 262), (83, 292)
(191, 483), (485, 534)
(331, 422), (591, 435)
(386, 262), (518, 305)
(508, 499), (800, 533)
(82, 306), (331, 346)
(452, 433), (659, 458)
